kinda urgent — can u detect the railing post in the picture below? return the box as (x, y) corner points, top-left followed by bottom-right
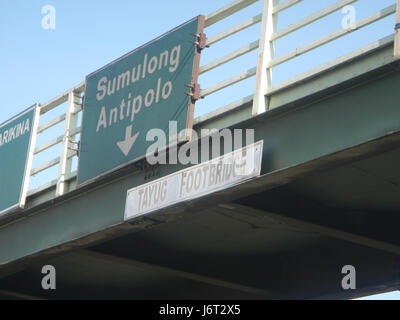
(252, 0), (277, 115)
(56, 91), (79, 197)
(395, 0), (400, 60)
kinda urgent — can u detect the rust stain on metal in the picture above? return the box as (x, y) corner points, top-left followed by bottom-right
(395, 0), (400, 60)
(186, 15), (206, 141)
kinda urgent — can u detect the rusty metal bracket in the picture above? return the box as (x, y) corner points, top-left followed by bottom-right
(80, 95), (85, 109)
(185, 83), (202, 102)
(189, 32), (209, 51)
(68, 139), (79, 145)
(395, 1), (400, 60)
(68, 147), (79, 153)
(198, 32), (208, 50)
(68, 140), (80, 153)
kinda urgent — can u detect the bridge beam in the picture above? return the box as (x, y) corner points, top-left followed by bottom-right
(223, 204), (400, 256)
(77, 249), (279, 298)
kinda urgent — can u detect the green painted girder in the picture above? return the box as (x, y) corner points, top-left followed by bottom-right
(1, 59), (400, 273)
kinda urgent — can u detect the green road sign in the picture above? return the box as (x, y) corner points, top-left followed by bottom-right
(0, 105), (40, 216)
(78, 16), (205, 186)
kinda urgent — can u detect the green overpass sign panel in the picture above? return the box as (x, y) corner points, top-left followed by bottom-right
(0, 105), (40, 217)
(78, 16), (204, 186)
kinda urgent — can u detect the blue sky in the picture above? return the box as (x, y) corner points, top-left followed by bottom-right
(0, 0), (396, 122)
(355, 291), (400, 300)
(0, 0), (399, 299)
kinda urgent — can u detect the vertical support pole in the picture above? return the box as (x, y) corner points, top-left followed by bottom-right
(56, 91), (79, 197)
(252, 0), (277, 115)
(395, 0), (400, 60)
(186, 15), (206, 141)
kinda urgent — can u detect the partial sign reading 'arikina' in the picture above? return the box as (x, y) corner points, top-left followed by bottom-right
(0, 118), (31, 147)
(0, 105), (40, 216)
(77, 16), (204, 186)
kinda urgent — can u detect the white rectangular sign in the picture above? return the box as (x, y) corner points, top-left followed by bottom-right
(124, 140), (263, 221)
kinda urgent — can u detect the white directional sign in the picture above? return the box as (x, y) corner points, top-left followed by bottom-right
(124, 141), (263, 221)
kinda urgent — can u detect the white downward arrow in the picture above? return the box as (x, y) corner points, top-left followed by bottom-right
(117, 125), (140, 156)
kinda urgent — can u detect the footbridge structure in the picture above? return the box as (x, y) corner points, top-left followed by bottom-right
(1, 0), (400, 299)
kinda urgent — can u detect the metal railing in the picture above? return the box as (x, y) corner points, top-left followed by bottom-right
(28, 83), (84, 196)
(27, 0), (399, 197)
(264, 0), (397, 98)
